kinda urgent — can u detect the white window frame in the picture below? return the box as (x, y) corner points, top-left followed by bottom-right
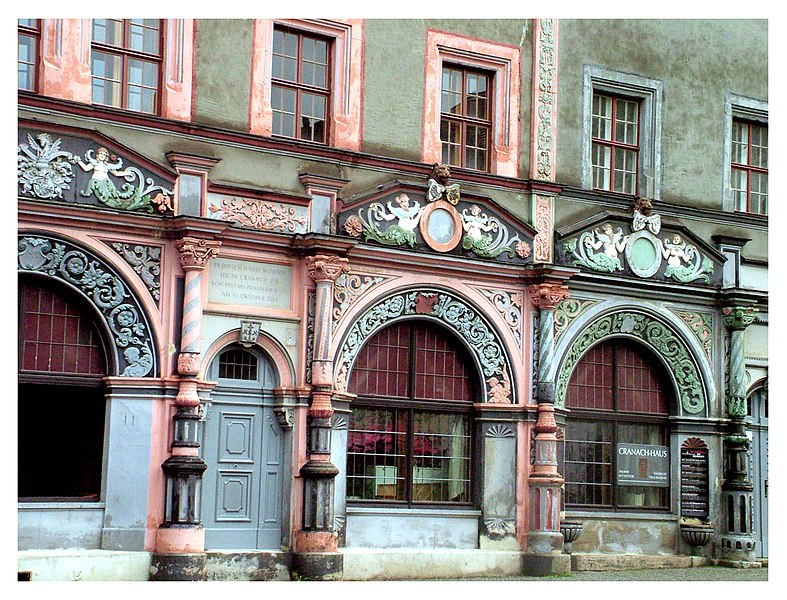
(581, 65), (664, 199)
(722, 92), (768, 214)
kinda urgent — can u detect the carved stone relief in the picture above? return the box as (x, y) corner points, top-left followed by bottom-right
(110, 242), (162, 304)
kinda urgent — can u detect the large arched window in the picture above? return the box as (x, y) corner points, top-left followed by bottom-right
(564, 338), (672, 510)
(18, 278), (109, 501)
(346, 321), (477, 506)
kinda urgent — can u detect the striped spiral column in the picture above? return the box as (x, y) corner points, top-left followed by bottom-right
(180, 269), (203, 354)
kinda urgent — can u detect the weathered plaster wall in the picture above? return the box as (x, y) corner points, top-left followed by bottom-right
(556, 19), (767, 209)
(194, 20), (254, 131)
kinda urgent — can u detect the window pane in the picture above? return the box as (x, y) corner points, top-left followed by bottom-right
(750, 123), (768, 168)
(591, 143), (611, 189)
(347, 407), (407, 501)
(19, 19), (38, 29)
(440, 119), (461, 167)
(614, 99), (639, 145)
(91, 52), (122, 107)
(565, 420), (613, 506)
(18, 34), (36, 91)
(412, 412), (470, 502)
(730, 168), (748, 211)
(93, 19), (123, 47)
(614, 148), (637, 194)
(731, 120), (749, 165)
(750, 172), (768, 215)
(592, 94), (612, 140)
(271, 85), (297, 137)
(441, 67), (463, 115)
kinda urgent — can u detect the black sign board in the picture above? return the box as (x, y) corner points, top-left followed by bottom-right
(680, 446), (709, 520)
(616, 443), (669, 487)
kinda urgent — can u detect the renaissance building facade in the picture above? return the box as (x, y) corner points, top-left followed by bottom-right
(17, 18), (767, 581)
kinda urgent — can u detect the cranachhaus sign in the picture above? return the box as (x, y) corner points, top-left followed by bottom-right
(616, 443), (669, 487)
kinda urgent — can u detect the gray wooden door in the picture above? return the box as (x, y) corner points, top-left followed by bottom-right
(201, 347), (283, 550)
(747, 386), (768, 558)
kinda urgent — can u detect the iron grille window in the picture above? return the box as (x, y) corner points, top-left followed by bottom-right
(565, 339), (670, 510)
(91, 19), (163, 114)
(271, 26), (331, 143)
(18, 279), (108, 501)
(218, 348), (259, 381)
(18, 19), (40, 91)
(347, 321), (475, 505)
(440, 64), (492, 172)
(591, 93), (640, 194)
(731, 118), (768, 215)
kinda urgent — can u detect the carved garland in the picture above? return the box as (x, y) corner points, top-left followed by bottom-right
(534, 19), (557, 181)
(335, 289), (514, 404)
(555, 311), (705, 415)
(18, 235), (157, 377)
(208, 197), (307, 233)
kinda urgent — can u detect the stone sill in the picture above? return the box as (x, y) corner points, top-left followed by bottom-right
(18, 502), (105, 511)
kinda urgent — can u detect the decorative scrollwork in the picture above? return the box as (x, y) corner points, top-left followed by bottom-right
(478, 289), (523, 347)
(333, 273), (386, 324)
(556, 311), (705, 414)
(554, 297), (598, 341)
(18, 235), (156, 377)
(208, 196), (307, 233)
(18, 132), (76, 199)
(110, 242), (161, 303)
(672, 310), (713, 360)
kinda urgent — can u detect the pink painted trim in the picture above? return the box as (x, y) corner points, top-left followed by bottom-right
(422, 29), (521, 177)
(155, 524), (205, 553)
(202, 328), (296, 388)
(249, 19), (364, 152)
(161, 19), (195, 122)
(39, 19), (91, 104)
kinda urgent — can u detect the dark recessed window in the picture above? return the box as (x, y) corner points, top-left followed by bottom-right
(731, 118), (768, 215)
(91, 19), (163, 114)
(18, 19), (40, 92)
(18, 280), (108, 501)
(271, 26), (331, 144)
(564, 339), (671, 510)
(440, 64), (492, 172)
(347, 322), (475, 505)
(218, 348), (259, 381)
(591, 93), (640, 195)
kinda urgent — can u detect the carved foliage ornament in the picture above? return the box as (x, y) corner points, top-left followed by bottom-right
(534, 20), (557, 181)
(18, 235), (156, 377)
(18, 132), (174, 214)
(672, 310), (713, 361)
(556, 311), (705, 415)
(175, 237), (221, 270)
(333, 272), (386, 324)
(110, 243), (162, 303)
(305, 254), (350, 283)
(478, 288), (523, 347)
(721, 306), (758, 330)
(528, 282), (570, 310)
(336, 290), (513, 404)
(208, 196), (307, 233)
(554, 297), (598, 341)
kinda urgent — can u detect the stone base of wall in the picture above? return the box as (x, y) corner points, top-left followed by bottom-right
(571, 553), (710, 571)
(18, 550), (152, 581)
(342, 549), (523, 580)
(206, 551), (292, 580)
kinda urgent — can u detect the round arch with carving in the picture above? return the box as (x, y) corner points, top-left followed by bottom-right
(202, 328), (296, 389)
(17, 232), (158, 377)
(555, 310), (708, 415)
(334, 287), (515, 404)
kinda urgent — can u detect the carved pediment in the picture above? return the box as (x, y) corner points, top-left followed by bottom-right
(18, 122), (175, 215)
(555, 208), (725, 287)
(338, 179), (536, 265)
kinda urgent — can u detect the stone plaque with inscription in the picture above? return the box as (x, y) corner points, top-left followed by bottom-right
(209, 258), (292, 308)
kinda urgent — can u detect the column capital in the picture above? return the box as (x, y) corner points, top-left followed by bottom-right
(527, 282), (570, 310)
(175, 237), (221, 270)
(305, 254), (350, 283)
(722, 306), (758, 331)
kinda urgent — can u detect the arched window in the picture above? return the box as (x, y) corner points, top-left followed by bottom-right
(18, 278), (109, 501)
(564, 338), (672, 510)
(346, 321), (476, 505)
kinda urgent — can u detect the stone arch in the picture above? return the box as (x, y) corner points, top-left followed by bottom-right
(555, 307), (711, 416)
(334, 287), (516, 404)
(202, 327), (296, 389)
(17, 232), (158, 377)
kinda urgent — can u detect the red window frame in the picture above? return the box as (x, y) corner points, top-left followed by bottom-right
(730, 118), (768, 215)
(18, 19), (40, 92)
(440, 63), (493, 172)
(591, 93), (641, 195)
(90, 19), (164, 115)
(270, 25), (332, 144)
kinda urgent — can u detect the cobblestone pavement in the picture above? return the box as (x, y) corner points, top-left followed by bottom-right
(450, 566), (768, 581)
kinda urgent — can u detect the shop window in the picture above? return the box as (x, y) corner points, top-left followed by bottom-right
(564, 339), (671, 510)
(270, 26), (331, 144)
(346, 322), (476, 505)
(91, 19), (163, 114)
(730, 119), (768, 215)
(591, 93), (640, 195)
(18, 279), (108, 501)
(440, 64), (493, 172)
(18, 19), (40, 91)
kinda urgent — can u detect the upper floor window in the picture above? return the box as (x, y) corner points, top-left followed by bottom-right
(271, 26), (331, 144)
(91, 19), (163, 114)
(591, 93), (640, 195)
(440, 65), (492, 172)
(18, 19), (40, 92)
(730, 119), (768, 215)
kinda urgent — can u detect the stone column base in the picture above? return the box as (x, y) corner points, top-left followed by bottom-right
(149, 552), (207, 581)
(527, 530), (564, 554)
(291, 552), (344, 580)
(714, 559), (763, 569)
(521, 553), (571, 576)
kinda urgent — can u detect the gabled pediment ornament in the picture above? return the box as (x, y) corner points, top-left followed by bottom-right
(563, 198), (715, 284)
(342, 164), (532, 261)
